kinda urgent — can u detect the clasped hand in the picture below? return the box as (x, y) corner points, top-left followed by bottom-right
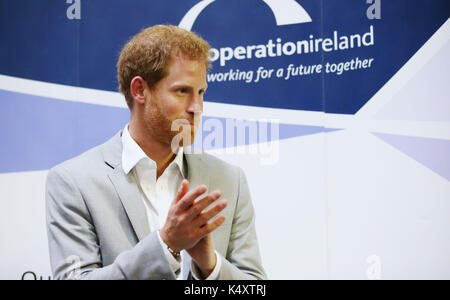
(160, 179), (227, 277)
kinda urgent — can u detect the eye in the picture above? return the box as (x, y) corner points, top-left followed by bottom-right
(199, 89), (206, 95)
(178, 88), (188, 94)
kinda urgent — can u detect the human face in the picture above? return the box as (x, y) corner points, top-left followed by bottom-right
(143, 55), (207, 147)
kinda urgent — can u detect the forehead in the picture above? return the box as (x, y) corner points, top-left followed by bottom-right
(164, 55), (207, 85)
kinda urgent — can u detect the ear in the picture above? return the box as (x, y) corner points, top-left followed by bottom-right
(130, 76), (149, 106)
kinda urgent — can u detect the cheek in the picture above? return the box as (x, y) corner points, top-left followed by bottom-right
(146, 96), (185, 127)
(166, 103), (184, 118)
(164, 99), (188, 120)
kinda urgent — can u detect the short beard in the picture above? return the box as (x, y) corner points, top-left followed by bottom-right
(143, 99), (175, 148)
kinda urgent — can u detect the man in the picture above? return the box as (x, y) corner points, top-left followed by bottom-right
(45, 25), (266, 280)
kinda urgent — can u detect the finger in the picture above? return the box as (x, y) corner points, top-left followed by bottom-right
(193, 199), (227, 226)
(173, 179), (189, 204)
(186, 190), (222, 220)
(176, 184), (208, 211)
(197, 215), (226, 238)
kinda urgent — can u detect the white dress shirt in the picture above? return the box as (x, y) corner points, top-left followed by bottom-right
(121, 124), (221, 280)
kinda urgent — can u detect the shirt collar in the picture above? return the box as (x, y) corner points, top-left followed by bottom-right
(121, 124), (184, 176)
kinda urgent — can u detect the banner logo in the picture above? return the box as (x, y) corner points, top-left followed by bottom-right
(179, 0), (312, 31)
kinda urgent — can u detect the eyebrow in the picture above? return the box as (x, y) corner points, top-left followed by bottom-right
(171, 83), (208, 90)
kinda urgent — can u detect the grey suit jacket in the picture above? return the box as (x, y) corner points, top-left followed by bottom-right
(45, 131), (266, 280)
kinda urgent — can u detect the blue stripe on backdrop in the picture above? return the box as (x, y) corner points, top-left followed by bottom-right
(0, 89), (130, 173)
(0, 89), (338, 173)
(373, 132), (450, 182)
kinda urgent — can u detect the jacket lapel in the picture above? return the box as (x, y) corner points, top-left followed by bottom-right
(102, 131), (150, 241)
(184, 152), (210, 193)
(109, 167), (150, 241)
(181, 152), (211, 279)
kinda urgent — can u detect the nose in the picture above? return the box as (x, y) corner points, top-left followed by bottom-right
(187, 94), (203, 115)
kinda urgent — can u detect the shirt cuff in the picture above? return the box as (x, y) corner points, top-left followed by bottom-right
(191, 251), (221, 280)
(157, 230), (181, 274)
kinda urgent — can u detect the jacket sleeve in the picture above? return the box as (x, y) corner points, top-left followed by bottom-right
(217, 167), (267, 280)
(45, 165), (176, 280)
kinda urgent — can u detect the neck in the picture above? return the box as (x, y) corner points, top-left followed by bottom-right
(128, 120), (178, 179)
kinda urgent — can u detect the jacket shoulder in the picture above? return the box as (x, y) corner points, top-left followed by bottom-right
(200, 152), (239, 171)
(190, 151), (244, 194)
(50, 143), (104, 176)
(48, 132), (121, 181)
